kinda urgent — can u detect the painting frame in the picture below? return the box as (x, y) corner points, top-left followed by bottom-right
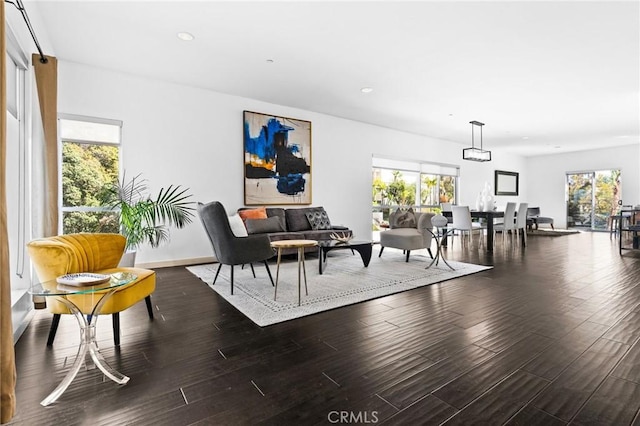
(494, 170), (519, 196)
(243, 111), (312, 205)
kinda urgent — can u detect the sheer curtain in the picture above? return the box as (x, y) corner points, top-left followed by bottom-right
(1, 2), (17, 422)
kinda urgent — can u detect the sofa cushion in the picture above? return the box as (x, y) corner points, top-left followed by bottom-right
(238, 207), (267, 221)
(266, 208), (287, 231)
(228, 214), (248, 237)
(390, 208), (417, 229)
(305, 209), (332, 230)
(286, 207), (323, 232)
(245, 216), (286, 234)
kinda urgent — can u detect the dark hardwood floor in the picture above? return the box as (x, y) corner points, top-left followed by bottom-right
(8, 231), (640, 425)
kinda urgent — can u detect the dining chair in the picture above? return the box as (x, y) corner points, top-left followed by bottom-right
(441, 203), (453, 224)
(515, 202), (529, 245)
(493, 202), (517, 245)
(451, 206), (485, 248)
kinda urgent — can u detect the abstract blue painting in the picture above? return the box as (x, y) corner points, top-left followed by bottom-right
(244, 111), (312, 205)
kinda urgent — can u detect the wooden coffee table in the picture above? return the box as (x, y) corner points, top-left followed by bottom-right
(318, 240), (372, 275)
(271, 239), (318, 305)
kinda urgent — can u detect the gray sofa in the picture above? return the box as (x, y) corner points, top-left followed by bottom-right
(238, 206), (352, 254)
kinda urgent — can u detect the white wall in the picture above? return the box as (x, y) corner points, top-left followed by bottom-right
(526, 144), (640, 229)
(57, 61), (527, 266)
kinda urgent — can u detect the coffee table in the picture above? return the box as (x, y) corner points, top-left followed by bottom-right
(29, 272), (138, 406)
(318, 240), (373, 275)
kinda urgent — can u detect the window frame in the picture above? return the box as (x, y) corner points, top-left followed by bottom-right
(372, 156), (459, 212)
(58, 114), (123, 234)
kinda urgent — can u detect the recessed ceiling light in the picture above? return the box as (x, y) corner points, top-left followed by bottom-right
(360, 87), (373, 93)
(522, 136), (529, 140)
(177, 32), (194, 41)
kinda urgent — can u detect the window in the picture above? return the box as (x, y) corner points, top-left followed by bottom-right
(59, 115), (122, 234)
(372, 156), (459, 231)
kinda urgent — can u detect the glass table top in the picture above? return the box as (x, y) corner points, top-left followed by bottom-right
(29, 272), (138, 297)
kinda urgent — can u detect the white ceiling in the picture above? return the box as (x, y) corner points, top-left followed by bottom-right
(25, 0), (640, 157)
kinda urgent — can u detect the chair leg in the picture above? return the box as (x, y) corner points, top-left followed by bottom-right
(112, 313), (120, 346)
(427, 248), (433, 259)
(249, 263), (256, 278)
(405, 250), (411, 262)
(230, 265), (234, 295)
(213, 263), (222, 285)
(46, 314), (61, 346)
(378, 246), (385, 257)
(263, 260), (275, 287)
(145, 295), (154, 319)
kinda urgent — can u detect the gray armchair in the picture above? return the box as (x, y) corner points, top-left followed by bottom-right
(197, 201), (275, 295)
(379, 209), (435, 262)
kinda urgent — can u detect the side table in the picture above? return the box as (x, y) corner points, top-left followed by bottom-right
(271, 239), (318, 305)
(29, 272), (138, 406)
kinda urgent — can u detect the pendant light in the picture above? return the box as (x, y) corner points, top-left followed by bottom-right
(463, 120), (491, 162)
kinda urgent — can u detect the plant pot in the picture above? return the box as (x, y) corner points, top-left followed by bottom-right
(118, 250), (137, 267)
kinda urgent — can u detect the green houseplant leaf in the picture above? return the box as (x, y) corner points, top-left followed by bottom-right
(102, 172), (195, 250)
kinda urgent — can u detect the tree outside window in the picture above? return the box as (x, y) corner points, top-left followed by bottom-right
(60, 116), (121, 234)
(372, 163), (458, 232)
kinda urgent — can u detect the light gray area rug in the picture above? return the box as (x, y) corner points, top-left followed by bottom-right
(187, 252), (492, 327)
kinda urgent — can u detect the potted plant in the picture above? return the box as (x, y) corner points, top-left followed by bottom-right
(102, 172), (196, 265)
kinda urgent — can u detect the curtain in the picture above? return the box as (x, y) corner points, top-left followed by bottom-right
(31, 54), (57, 310)
(32, 54), (58, 237)
(1, 1), (17, 422)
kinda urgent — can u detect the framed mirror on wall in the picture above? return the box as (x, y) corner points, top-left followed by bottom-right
(495, 170), (519, 196)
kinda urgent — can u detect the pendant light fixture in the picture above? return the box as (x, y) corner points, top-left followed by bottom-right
(463, 120), (491, 162)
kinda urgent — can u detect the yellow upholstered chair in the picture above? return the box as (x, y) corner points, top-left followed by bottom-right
(27, 233), (156, 346)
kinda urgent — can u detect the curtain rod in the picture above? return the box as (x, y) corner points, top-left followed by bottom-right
(5, 0), (48, 63)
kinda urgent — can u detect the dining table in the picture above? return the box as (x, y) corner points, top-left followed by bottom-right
(442, 210), (506, 252)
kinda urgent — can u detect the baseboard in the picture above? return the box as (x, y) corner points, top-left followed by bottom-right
(137, 256), (217, 269)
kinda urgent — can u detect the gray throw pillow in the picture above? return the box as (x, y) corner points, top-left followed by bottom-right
(391, 208), (417, 228)
(305, 209), (332, 230)
(245, 216), (286, 234)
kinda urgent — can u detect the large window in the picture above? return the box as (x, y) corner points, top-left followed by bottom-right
(372, 157), (458, 230)
(566, 169), (621, 231)
(60, 115), (122, 234)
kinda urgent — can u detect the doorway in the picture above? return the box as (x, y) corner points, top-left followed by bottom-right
(566, 170), (621, 231)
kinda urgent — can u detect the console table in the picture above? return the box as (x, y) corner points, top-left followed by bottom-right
(29, 272), (138, 406)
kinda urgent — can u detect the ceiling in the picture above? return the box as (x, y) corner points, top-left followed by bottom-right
(24, 0), (640, 157)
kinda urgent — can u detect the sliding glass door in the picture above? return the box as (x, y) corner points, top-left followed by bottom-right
(566, 170), (620, 231)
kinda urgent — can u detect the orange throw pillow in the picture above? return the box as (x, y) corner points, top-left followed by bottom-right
(238, 207), (268, 222)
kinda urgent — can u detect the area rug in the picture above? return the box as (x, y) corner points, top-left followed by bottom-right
(528, 229), (580, 237)
(186, 252), (492, 326)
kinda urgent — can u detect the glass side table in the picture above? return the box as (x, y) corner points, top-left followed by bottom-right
(426, 214), (455, 271)
(29, 272), (138, 406)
